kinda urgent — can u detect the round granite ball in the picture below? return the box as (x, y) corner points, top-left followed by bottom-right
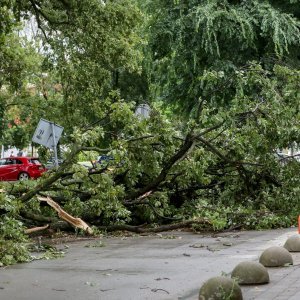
(199, 276), (243, 300)
(231, 261), (269, 285)
(259, 246), (293, 267)
(284, 235), (300, 252)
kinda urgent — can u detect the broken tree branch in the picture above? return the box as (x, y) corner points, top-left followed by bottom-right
(125, 134), (196, 202)
(25, 224), (49, 234)
(37, 196), (93, 234)
(97, 219), (210, 233)
(197, 121), (226, 137)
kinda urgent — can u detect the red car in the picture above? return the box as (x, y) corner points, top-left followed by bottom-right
(0, 156), (46, 181)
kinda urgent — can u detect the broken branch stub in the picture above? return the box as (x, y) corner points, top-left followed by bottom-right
(37, 196), (93, 235)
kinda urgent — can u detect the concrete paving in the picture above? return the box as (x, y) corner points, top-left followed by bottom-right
(0, 227), (299, 300)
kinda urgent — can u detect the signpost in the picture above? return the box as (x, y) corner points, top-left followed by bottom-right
(32, 119), (64, 167)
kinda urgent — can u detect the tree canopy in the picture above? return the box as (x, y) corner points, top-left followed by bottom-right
(145, 0), (300, 112)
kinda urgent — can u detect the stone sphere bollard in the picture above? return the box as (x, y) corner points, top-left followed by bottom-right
(259, 246), (293, 267)
(231, 261), (269, 285)
(284, 235), (300, 252)
(199, 276), (243, 300)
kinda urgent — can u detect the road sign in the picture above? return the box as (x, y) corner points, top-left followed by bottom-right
(135, 104), (151, 119)
(32, 119), (64, 149)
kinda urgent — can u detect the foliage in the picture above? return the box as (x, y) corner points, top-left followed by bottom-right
(14, 66), (299, 230)
(0, 216), (30, 266)
(0, 28), (41, 143)
(145, 0), (300, 113)
(0, 191), (29, 265)
(0, 0), (299, 266)
(0, 0), (145, 146)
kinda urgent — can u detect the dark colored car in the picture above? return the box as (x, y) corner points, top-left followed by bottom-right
(0, 157), (46, 181)
(93, 155), (114, 167)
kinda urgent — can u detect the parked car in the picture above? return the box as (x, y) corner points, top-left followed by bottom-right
(0, 157), (46, 181)
(91, 155), (125, 170)
(93, 155), (114, 167)
(45, 158), (64, 169)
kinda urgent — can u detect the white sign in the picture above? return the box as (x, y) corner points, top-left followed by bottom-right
(135, 104), (151, 119)
(32, 119), (64, 149)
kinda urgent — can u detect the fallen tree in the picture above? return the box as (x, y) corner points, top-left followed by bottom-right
(2, 68), (299, 235)
(1, 0), (299, 267)
(1, 67), (300, 266)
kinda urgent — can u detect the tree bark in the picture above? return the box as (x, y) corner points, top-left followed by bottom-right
(97, 219), (210, 233)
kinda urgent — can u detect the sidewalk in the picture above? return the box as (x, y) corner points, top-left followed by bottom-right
(242, 252), (300, 300)
(0, 228), (298, 299)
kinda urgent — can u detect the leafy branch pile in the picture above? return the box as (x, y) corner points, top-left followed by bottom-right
(0, 0), (299, 265)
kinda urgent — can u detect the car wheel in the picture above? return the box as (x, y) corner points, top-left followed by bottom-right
(18, 172), (30, 181)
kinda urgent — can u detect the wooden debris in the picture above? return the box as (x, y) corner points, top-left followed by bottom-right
(37, 196), (93, 234)
(25, 224), (49, 234)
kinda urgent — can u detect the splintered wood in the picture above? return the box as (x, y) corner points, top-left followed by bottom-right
(37, 196), (93, 235)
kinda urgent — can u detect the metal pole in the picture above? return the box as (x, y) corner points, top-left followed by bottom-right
(290, 142), (294, 157)
(51, 123), (58, 167)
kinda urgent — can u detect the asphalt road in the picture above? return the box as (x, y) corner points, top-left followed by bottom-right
(0, 228), (298, 300)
